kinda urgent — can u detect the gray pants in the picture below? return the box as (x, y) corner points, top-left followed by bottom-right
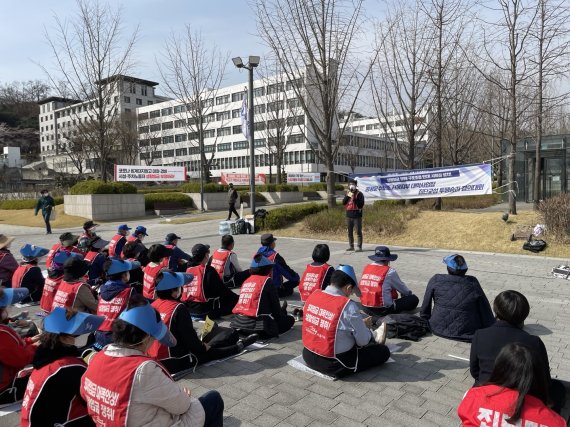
(347, 216), (362, 249)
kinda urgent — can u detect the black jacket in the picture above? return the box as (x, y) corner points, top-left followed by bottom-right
(342, 191), (365, 218)
(420, 274), (495, 342)
(470, 320), (551, 384)
(17, 263), (45, 302)
(185, 265), (239, 316)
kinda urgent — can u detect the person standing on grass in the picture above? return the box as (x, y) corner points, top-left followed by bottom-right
(227, 183), (240, 221)
(34, 189), (55, 235)
(342, 178), (364, 252)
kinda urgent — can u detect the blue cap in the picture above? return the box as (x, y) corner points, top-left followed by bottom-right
(156, 271), (194, 291)
(44, 307), (104, 336)
(106, 259), (141, 275)
(251, 255), (273, 268)
(134, 226), (148, 236)
(51, 251), (83, 271)
(0, 288), (29, 307)
(20, 244), (49, 259)
(118, 224), (131, 232)
(336, 264), (358, 287)
(119, 304), (177, 347)
(443, 254), (468, 271)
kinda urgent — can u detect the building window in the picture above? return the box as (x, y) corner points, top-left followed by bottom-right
(129, 83), (136, 94)
(204, 129), (216, 138)
(254, 121), (266, 131)
(162, 121), (174, 130)
(174, 119), (186, 128)
(267, 101), (284, 112)
(217, 127), (231, 137)
(288, 134), (304, 144)
(163, 149), (174, 157)
(138, 126), (149, 134)
(141, 86), (148, 96)
(231, 108), (241, 118)
(287, 115), (305, 126)
(287, 98), (301, 109)
(253, 104), (266, 114)
(203, 98), (214, 108)
(149, 124), (161, 132)
(232, 125), (242, 135)
(138, 112), (149, 121)
(215, 94), (230, 105)
(124, 96), (131, 103)
(286, 78), (303, 91)
(216, 111), (230, 121)
(188, 132), (198, 140)
(218, 142), (232, 152)
(176, 148), (188, 156)
(150, 110), (161, 119)
(231, 92), (244, 102)
(254, 138), (266, 147)
(163, 136), (174, 144)
(136, 98), (142, 105)
(147, 100), (154, 105)
(175, 133), (187, 142)
(204, 144), (215, 153)
(205, 114), (216, 123)
(267, 83), (284, 95)
(233, 141), (249, 150)
(174, 105), (186, 114)
(161, 107), (173, 116)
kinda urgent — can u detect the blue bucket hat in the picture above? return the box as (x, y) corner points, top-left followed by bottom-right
(0, 288), (29, 307)
(118, 304), (177, 347)
(335, 264), (360, 296)
(105, 259), (141, 275)
(156, 271), (194, 291)
(251, 254), (273, 268)
(368, 246), (398, 262)
(20, 244), (49, 260)
(443, 254), (468, 271)
(118, 224), (131, 232)
(134, 226), (148, 236)
(44, 307), (104, 336)
(51, 251), (83, 271)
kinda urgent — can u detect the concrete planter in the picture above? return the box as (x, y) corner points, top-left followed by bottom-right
(260, 191), (303, 204)
(64, 194), (145, 221)
(317, 190), (346, 200)
(185, 193), (228, 211)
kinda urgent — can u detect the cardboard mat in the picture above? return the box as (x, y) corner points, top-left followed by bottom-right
(0, 402), (22, 417)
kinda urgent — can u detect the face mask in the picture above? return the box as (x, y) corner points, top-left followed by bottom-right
(349, 185), (356, 191)
(174, 288), (182, 300)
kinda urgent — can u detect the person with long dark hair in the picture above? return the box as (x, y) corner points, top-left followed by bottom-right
(470, 290), (566, 413)
(458, 342), (566, 426)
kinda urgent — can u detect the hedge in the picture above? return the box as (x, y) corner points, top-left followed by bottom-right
(539, 193), (570, 243)
(239, 191), (267, 203)
(144, 192), (194, 210)
(260, 203), (328, 230)
(258, 184), (300, 192)
(137, 187), (183, 194)
(180, 183), (225, 193)
(0, 196), (64, 210)
(304, 183), (345, 191)
(69, 180), (137, 195)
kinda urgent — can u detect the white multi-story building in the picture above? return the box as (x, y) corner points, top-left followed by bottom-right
(136, 72), (410, 182)
(38, 75), (169, 174)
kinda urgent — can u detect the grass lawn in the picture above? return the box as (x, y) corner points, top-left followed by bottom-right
(0, 205), (87, 228)
(270, 210), (570, 258)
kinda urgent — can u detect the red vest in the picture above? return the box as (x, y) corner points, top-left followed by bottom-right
(45, 243), (61, 269)
(148, 299), (183, 360)
(108, 234), (125, 257)
(299, 263), (333, 302)
(302, 290), (350, 358)
(81, 351), (170, 427)
(20, 357), (88, 427)
(84, 251), (99, 263)
(210, 249), (233, 279)
(182, 264), (207, 303)
(232, 275), (269, 317)
(97, 287), (133, 332)
(0, 325), (28, 390)
(142, 261), (167, 300)
(40, 275), (63, 313)
(359, 264), (396, 308)
(126, 235), (138, 243)
(345, 191), (360, 211)
(52, 280), (85, 311)
(11, 264), (34, 288)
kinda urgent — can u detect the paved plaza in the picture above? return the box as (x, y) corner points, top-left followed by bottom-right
(1, 214), (569, 426)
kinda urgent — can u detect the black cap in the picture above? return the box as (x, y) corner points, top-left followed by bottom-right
(59, 232), (78, 247)
(261, 233), (277, 246)
(191, 244), (210, 260)
(349, 178), (358, 185)
(63, 256), (90, 281)
(165, 233), (182, 244)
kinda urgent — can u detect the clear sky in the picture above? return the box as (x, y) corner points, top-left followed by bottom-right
(0, 0), (271, 94)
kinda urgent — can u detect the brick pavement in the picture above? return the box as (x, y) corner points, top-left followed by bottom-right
(0, 216), (569, 426)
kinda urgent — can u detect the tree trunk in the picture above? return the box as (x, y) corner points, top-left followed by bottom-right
(325, 157), (336, 209)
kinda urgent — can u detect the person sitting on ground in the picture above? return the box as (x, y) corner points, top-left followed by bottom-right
(45, 232), (82, 269)
(0, 287), (39, 404)
(121, 241), (145, 289)
(164, 233), (192, 272)
(77, 220), (99, 253)
(142, 244), (172, 300)
(256, 233), (300, 298)
(299, 244), (335, 302)
(84, 236), (110, 285)
(210, 235), (250, 288)
(149, 271), (258, 375)
(12, 244), (49, 303)
(20, 307), (104, 427)
(40, 251), (82, 314)
(184, 244), (239, 319)
(81, 295), (225, 427)
(359, 246), (419, 316)
(0, 234), (18, 287)
(230, 255), (295, 339)
(94, 258), (141, 350)
(52, 256), (98, 314)
(458, 342), (566, 427)
(108, 224), (131, 258)
(126, 225), (149, 266)
(420, 254), (494, 342)
(470, 290), (566, 414)
(302, 265), (390, 378)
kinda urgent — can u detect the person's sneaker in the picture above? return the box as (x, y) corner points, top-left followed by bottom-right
(292, 308), (304, 321)
(346, 247), (355, 251)
(239, 333), (259, 348)
(356, 247), (362, 252)
(372, 321), (388, 345)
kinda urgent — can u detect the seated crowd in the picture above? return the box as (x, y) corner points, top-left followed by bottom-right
(0, 225), (566, 426)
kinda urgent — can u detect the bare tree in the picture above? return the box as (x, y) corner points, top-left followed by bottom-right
(158, 26), (227, 209)
(113, 111), (139, 165)
(137, 115), (164, 166)
(39, 0), (138, 181)
(256, 0), (374, 208)
(371, 0), (434, 173)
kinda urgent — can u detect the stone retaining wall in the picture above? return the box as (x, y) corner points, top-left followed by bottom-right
(64, 194), (145, 221)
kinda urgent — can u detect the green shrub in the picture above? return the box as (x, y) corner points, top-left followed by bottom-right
(180, 183), (225, 193)
(239, 191), (267, 203)
(0, 196), (64, 210)
(413, 194), (500, 210)
(261, 203), (327, 230)
(539, 193), (570, 243)
(304, 183), (344, 191)
(137, 187), (183, 194)
(258, 184), (299, 192)
(144, 192), (193, 210)
(69, 180), (137, 195)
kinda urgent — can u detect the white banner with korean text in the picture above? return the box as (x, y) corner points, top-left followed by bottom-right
(354, 164), (492, 200)
(114, 165), (187, 182)
(286, 173), (321, 184)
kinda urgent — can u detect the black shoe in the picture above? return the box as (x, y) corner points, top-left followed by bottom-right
(239, 333), (259, 348)
(293, 308), (303, 321)
(346, 246), (354, 251)
(281, 300), (288, 311)
(356, 247), (362, 252)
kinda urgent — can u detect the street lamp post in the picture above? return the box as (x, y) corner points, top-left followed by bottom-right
(232, 55), (260, 215)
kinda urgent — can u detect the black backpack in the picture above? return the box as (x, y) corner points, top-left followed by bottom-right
(235, 219), (251, 234)
(383, 314), (430, 342)
(523, 238), (547, 253)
